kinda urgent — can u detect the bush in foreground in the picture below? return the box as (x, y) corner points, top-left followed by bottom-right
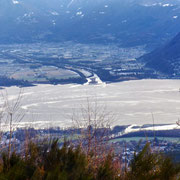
(0, 140), (179, 180)
(126, 143), (180, 180)
(0, 140), (120, 180)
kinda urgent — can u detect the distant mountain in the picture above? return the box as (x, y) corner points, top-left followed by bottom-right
(139, 32), (180, 76)
(1, 0), (180, 48)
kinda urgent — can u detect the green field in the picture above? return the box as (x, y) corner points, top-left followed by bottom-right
(110, 137), (180, 143)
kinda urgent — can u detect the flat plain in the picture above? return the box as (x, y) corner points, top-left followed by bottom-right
(0, 79), (180, 129)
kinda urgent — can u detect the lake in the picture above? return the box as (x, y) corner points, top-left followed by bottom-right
(0, 79), (180, 129)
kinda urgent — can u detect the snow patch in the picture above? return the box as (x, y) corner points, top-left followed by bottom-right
(76, 11), (82, 15)
(51, 11), (59, 16)
(173, 16), (178, 19)
(162, 3), (173, 7)
(67, 0), (74, 8)
(12, 0), (19, 4)
(124, 124), (179, 134)
(142, 3), (158, 7)
(99, 12), (105, 14)
(142, 3), (173, 7)
(76, 11), (84, 17)
(23, 12), (34, 18)
(122, 20), (127, 23)
(52, 20), (56, 25)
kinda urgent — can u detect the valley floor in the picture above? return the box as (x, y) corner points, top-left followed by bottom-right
(0, 79), (179, 130)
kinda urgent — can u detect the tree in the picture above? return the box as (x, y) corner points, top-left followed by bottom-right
(1, 89), (26, 157)
(71, 97), (119, 174)
(126, 143), (180, 180)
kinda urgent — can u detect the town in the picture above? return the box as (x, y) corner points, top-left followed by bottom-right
(0, 42), (160, 87)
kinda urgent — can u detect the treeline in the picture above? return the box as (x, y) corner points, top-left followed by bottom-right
(121, 129), (180, 138)
(13, 127), (180, 143)
(0, 139), (180, 180)
(0, 76), (33, 87)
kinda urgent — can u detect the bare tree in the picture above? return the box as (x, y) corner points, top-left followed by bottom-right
(0, 97), (6, 143)
(1, 89), (26, 157)
(177, 118), (180, 126)
(71, 96), (115, 168)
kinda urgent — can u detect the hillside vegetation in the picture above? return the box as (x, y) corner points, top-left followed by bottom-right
(0, 138), (179, 180)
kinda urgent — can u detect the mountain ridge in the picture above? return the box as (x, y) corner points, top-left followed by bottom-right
(139, 32), (180, 75)
(1, 0), (180, 48)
